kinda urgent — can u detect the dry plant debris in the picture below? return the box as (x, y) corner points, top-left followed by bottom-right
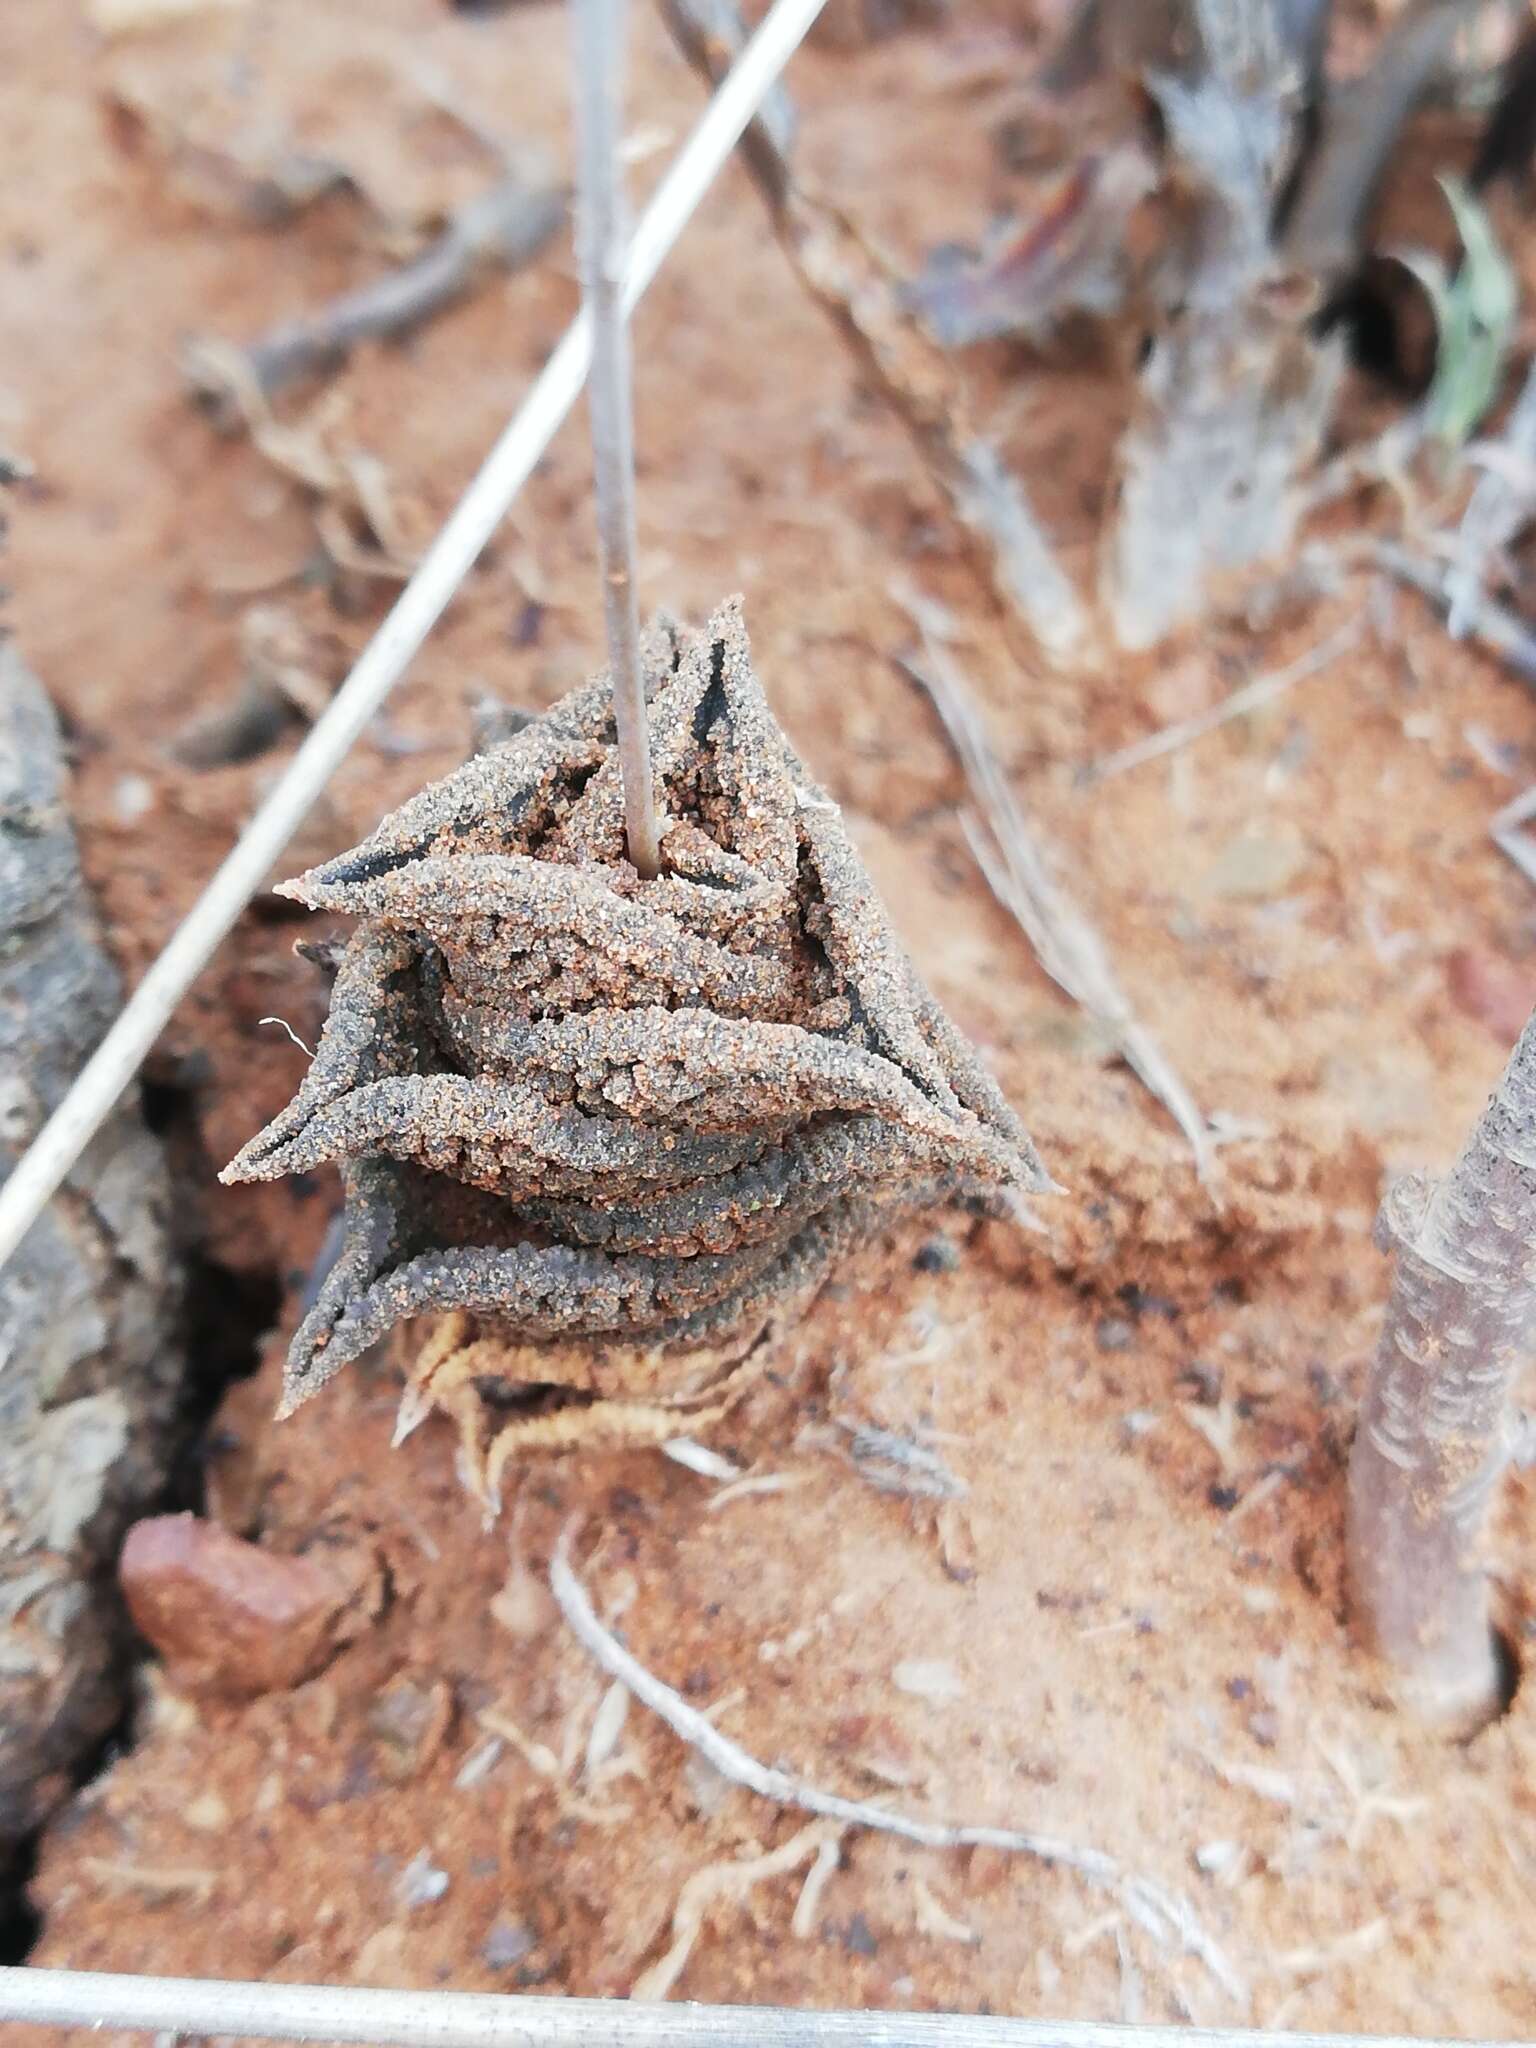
(659, 0), (1090, 670)
(894, 589), (1218, 1187)
(183, 169), (565, 410)
(1101, 0), (1342, 649)
(550, 1531), (1248, 2007)
(902, 146), (1155, 348)
(893, 0), (1507, 648)
(1447, 359), (1536, 636)
(225, 601), (1045, 1476)
(178, 369), (427, 582)
(104, 69), (362, 229)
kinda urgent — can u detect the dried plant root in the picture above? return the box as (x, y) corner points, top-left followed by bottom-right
(397, 1312), (772, 1512)
(634, 1822), (842, 2002)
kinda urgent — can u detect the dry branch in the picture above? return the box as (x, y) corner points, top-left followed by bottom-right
(185, 171), (565, 412)
(551, 1532), (1246, 2005)
(1282, 0), (1477, 278)
(658, 0), (1089, 668)
(894, 598), (1217, 1188)
(1347, 1005), (1536, 1726)
(1103, 0), (1341, 649)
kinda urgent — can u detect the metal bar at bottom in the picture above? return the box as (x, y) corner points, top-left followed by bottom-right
(0, 1971), (1523, 2048)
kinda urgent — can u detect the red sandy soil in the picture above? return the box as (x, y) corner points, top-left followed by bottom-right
(3, 0), (1535, 2038)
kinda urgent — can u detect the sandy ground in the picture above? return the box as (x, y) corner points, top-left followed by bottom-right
(3, 0), (1536, 2038)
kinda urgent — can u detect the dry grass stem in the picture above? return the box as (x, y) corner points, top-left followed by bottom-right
(895, 600), (1216, 1187)
(571, 0), (663, 878)
(1086, 617), (1363, 782)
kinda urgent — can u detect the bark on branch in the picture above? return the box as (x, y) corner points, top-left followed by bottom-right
(1347, 1006), (1536, 1727)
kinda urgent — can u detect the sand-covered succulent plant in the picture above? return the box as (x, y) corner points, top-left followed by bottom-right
(226, 600), (1044, 1476)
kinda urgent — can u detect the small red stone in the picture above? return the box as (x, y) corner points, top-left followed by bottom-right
(120, 1513), (378, 1699)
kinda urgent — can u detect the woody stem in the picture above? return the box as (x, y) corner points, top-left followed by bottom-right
(1347, 1003), (1536, 1726)
(571, 0), (662, 880)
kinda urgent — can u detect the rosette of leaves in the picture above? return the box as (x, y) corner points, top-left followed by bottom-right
(226, 600), (1045, 1463)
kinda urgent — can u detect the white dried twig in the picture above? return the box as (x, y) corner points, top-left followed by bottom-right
(584, 1679), (631, 1779)
(1086, 617), (1363, 783)
(257, 1016), (317, 1061)
(662, 1438), (743, 1481)
(550, 1532), (1246, 2005)
(790, 1830), (843, 1938)
(1492, 781), (1536, 888)
(950, 441), (1091, 670)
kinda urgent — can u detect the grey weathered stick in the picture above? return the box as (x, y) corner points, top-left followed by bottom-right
(571, 0), (662, 879)
(185, 172), (566, 409)
(1347, 1005), (1536, 1726)
(1282, 0), (1476, 277)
